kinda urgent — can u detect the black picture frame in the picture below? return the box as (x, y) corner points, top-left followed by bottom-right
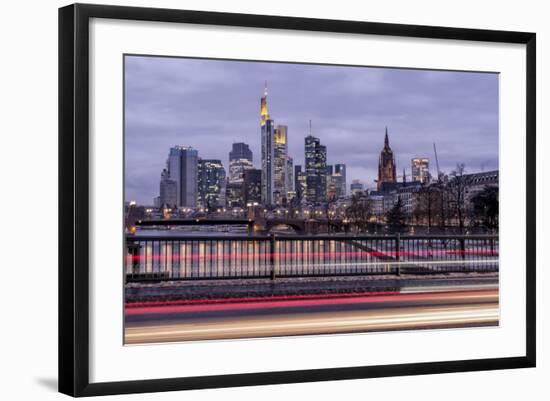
(59, 3), (536, 397)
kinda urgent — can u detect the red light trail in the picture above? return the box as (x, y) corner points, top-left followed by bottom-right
(125, 249), (499, 263)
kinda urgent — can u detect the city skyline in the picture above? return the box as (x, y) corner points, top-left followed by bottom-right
(125, 55), (499, 205)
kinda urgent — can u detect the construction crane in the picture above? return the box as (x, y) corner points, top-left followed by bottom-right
(433, 143), (442, 181)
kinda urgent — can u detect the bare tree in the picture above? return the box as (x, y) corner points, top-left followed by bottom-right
(470, 186), (499, 231)
(433, 181), (449, 229)
(323, 197), (337, 233)
(446, 163), (469, 233)
(413, 184), (439, 229)
(345, 193), (372, 233)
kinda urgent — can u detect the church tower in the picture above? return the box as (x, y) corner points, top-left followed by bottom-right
(377, 127), (397, 190)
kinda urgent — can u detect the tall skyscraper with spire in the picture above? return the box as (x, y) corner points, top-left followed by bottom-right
(377, 127), (397, 190)
(260, 82), (275, 205)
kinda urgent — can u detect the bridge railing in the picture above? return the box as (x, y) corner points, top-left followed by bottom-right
(125, 234), (498, 282)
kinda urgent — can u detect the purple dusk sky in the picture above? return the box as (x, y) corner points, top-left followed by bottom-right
(124, 55), (499, 205)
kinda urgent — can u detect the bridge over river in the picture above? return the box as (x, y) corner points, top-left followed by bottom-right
(134, 216), (350, 235)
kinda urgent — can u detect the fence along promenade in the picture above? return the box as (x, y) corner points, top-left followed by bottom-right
(125, 234), (499, 282)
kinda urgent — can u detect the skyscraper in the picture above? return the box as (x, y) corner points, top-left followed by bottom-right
(294, 165), (306, 201)
(228, 142), (253, 183)
(305, 122), (327, 204)
(335, 163), (347, 197)
(243, 168), (262, 205)
(167, 146), (198, 207)
(331, 173), (345, 199)
(411, 157), (430, 183)
(225, 182), (243, 208)
(285, 156), (294, 199)
(326, 176), (337, 201)
(159, 168), (177, 208)
(197, 159), (226, 208)
(260, 83), (275, 205)
(273, 124), (288, 204)
(294, 165), (302, 197)
(377, 127), (397, 190)
(325, 165), (333, 196)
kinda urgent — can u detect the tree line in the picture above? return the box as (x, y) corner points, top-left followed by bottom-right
(344, 164), (498, 233)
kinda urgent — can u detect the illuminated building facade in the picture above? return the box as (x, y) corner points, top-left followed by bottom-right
(229, 142), (253, 183)
(197, 159), (226, 208)
(377, 127), (397, 190)
(335, 163), (347, 197)
(225, 181), (243, 208)
(326, 175), (337, 201)
(294, 165), (307, 201)
(325, 164), (346, 200)
(325, 165), (333, 195)
(305, 124), (327, 204)
(411, 157), (430, 184)
(329, 173), (345, 200)
(273, 125), (288, 203)
(243, 168), (262, 205)
(285, 156), (294, 200)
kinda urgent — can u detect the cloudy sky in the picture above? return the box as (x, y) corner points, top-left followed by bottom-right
(125, 55), (499, 205)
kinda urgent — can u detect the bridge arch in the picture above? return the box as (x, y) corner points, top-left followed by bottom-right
(265, 220), (305, 234)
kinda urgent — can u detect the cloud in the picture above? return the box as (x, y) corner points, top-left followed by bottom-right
(124, 56), (498, 204)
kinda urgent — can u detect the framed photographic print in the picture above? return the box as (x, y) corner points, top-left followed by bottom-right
(58, 3), (536, 397)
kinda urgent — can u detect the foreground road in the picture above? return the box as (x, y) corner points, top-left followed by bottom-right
(125, 288), (498, 344)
